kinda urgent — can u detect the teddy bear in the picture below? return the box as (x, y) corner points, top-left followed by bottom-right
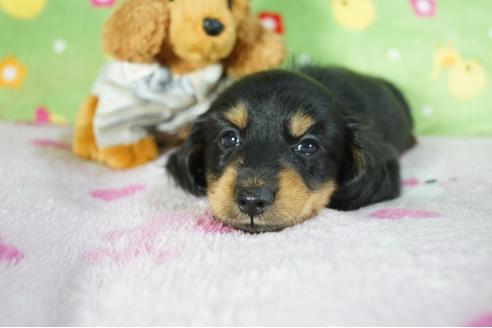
(72, 0), (285, 169)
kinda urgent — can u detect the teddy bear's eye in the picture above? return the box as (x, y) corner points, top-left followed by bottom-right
(227, 0), (233, 9)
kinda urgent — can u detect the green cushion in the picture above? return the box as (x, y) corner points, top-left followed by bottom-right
(1, 0), (491, 135)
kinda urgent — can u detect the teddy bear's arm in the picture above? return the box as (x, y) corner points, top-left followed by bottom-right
(102, 0), (169, 63)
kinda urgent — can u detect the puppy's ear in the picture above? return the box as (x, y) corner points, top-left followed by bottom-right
(102, 0), (169, 63)
(166, 121), (207, 196)
(341, 118), (389, 184)
(330, 117), (401, 210)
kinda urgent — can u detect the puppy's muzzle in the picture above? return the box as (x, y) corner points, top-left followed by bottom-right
(236, 187), (274, 222)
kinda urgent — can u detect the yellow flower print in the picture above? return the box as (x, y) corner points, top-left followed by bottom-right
(0, 57), (27, 89)
(0, 0), (46, 20)
(331, 0), (375, 30)
(432, 44), (487, 100)
(448, 59), (487, 100)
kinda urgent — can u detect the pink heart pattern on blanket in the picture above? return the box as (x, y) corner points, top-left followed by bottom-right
(81, 213), (189, 264)
(31, 138), (71, 150)
(81, 212), (235, 265)
(369, 208), (441, 219)
(0, 237), (24, 265)
(195, 211), (236, 234)
(90, 184), (145, 202)
(402, 178), (420, 187)
(467, 312), (492, 327)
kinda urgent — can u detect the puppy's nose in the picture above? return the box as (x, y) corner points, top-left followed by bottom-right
(236, 188), (274, 219)
(203, 18), (224, 36)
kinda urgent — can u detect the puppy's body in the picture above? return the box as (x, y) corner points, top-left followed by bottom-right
(298, 67), (415, 210)
(299, 66), (414, 152)
(167, 66), (416, 232)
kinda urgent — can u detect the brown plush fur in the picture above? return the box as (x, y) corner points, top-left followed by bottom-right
(73, 0), (285, 169)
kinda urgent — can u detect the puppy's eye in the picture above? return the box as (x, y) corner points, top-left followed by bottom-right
(295, 139), (319, 156)
(220, 131), (240, 148)
(227, 0), (233, 8)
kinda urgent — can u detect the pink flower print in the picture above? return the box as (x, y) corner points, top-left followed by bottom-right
(410, 0), (436, 17)
(35, 107), (50, 124)
(90, 0), (116, 8)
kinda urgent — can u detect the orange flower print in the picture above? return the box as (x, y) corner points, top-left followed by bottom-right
(0, 57), (27, 89)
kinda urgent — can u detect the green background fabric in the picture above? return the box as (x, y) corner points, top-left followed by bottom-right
(1, 0), (491, 135)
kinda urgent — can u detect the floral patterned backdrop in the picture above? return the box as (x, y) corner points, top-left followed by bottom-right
(1, 0), (491, 135)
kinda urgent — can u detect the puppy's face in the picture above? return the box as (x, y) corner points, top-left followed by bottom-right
(167, 71), (350, 232)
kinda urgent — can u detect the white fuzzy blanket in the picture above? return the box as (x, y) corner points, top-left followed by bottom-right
(1, 121), (492, 326)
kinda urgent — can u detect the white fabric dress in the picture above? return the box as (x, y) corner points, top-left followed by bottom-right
(91, 61), (226, 147)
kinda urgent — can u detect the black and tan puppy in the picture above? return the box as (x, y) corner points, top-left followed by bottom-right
(166, 66), (416, 232)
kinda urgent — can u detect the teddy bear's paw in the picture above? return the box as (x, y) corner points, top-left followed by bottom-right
(72, 131), (98, 160)
(99, 137), (158, 169)
(99, 144), (136, 169)
(73, 96), (99, 159)
(131, 136), (159, 166)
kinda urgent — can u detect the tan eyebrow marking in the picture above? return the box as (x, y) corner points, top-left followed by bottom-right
(224, 102), (248, 129)
(288, 112), (314, 137)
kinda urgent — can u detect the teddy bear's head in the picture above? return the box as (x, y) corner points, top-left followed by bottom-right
(168, 0), (238, 64)
(102, 0), (285, 77)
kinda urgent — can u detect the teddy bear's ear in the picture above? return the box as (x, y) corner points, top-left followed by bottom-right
(225, 0), (286, 79)
(102, 0), (169, 63)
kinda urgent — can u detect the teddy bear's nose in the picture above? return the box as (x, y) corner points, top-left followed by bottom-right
(203, 18), (224, 36)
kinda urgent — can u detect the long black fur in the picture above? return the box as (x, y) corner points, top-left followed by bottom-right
(166, 66), (416, 211)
